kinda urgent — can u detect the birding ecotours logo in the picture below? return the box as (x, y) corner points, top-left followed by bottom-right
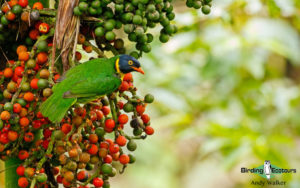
(241, 160), (296, 180)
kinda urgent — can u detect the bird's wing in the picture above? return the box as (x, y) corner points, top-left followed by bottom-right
(65, 74), (121, 98)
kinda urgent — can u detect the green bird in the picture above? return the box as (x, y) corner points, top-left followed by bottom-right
(40, 55), (144, 123)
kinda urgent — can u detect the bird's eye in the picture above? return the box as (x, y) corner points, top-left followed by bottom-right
(128, 60), (133, 65)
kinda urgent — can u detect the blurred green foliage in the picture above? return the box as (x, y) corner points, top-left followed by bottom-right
(111, 0), (300, 188)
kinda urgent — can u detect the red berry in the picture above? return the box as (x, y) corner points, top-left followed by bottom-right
(30, 78), (39, 89)
(141, 114), (150, 124)
(43, 128), (52, 138)
(24, 132), (34, 142)
(13, 103), (22, 113)
(93, 177), (104, 187)
(14, 66), (24, 77)
(101, 106), (110, 116)
(104, 155), (113, 163)
(18, 0), (29, 8)
(136, 104), (145, 115)
(33, 120), (42, 129)
(56, 175), (63, 183)
(18, 177), (29, 188)
(16, 166), (25, 176)
(123, 73), (133, 82)
(118, 114), (128, 124)
(61, 123), (72, 134)
(95, 110), (103, 120)
(118, 101), (124, 109)
(18, 150), (29, 160)
(100, 141), (109, 149)
(109, 143), (119, 154)
(116, 135), (127, 146)
(119, 81), (130, 91)
(88, 144), (98, 155)
(119, 154), (130, 165)
(105, 119), (115, 129)
(145, 126), (154, 135)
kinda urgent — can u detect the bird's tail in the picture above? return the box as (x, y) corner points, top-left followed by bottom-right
(40, 91), (76, 123)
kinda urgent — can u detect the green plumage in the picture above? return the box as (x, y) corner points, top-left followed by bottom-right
(40, 56), (121, 123)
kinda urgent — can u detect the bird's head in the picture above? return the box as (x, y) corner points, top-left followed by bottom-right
(116, 55), (144, 74)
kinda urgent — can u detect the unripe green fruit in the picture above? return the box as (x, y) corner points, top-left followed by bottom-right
(36, 173), (47, 183)
(159, 33), (169, 43)
(130, 51), (139, 59)
(142, 43), (151, 53)
(129, 154), (136, 163)
(147, 4), (156, 12)
(144, 94), (154, 103)
(104, 20), (115, 31)
(105, 31), (115, 41)
(37, 79), (49, 89)
(95, 27), (105, 37)
(89, 7), (97, 15)
(12, 5), (23, 15)
(101, 164), (113, 175)
(26, 59), (36, 69)
(202, 5), (211, 14)
(78, 2), (88, 12)
(95, 127), (106, 137)
(114, 39), (124, 49)
(133, 15), (143, 25)
(73, 6), (82, 16)
(127, 140), (137, 151)
(37, 40), (48, 52)
(4, 102), (13, 111)
(91, 0), (101, 9)
(124, 24), (134, 34)
(128, 33), (137, 42)
(146, 33), (153, 43)
(115, 4), (124, 12)
(123, 103), (134, 112)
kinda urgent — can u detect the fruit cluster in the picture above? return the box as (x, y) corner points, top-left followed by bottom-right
(73, 0), (212, 59)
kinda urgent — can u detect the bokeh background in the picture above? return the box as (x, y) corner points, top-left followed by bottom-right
(1, 0), (300, 187)
(111, 0), (300, 188)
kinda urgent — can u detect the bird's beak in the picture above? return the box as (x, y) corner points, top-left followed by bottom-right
(132, 67), (145, 74)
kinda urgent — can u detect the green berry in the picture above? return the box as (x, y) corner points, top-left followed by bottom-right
(159, 33), (169, 43)
(133, 15), (143, 25)
(73, 6), (82, 16)
(89, 7), (98, 15)
(95, 127), (106, 137)
(12, 5), (23, 15)
(95, 27), (105, 37)
(142, 43), (151, 53)
(144, 94), (154, 103)
(202, 5), (211, 14)
(105, 31), (115, 41)
(37, 40), (48, 52)
(124, 24), (134, 34)
(104, 20), (115, 31)
(4, 102), (13, 111)
(91, 0), (101, 9)
(123, 103), (134, 112)
(127, 140), (137, 151)
(101, 164), (113, 175)
(78, 2), (88, 12)
(130, 51), (139, 59)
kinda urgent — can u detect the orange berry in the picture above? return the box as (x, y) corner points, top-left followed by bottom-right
(20, 117), (30, 127)
(24, 92), (34, 102)
(32, 2), (43, 10)
(30, 78), (39, 89)
(3, 68), (13, 78)
(29, 29), (40, 40)
(119, 154), (130, 165)
(1, 111), (10, 120)
(17, 45), (27, 55)
(36, 52), (48, 64)
(18, 51), (29, 61)
(6, 11), (16, 21)
(78, 34), (86, 44)
(8, 131), (18, 141)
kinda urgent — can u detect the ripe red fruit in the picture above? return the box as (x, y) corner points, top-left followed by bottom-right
(18, 150), (29, 160)
(101, 106), (110, 116)
(24, 132), (34, 142)
(105, 119), (115, 129)
(95, 110), (103, 120)
(13, 103), (22, 113)
(100, 141), (109, 149)
(93, 177), (104, 187)
(18, 0), (29, 8)
(119, 154), (130, 165)
(116, 135), (127, 146)
(18, 177), (29, 188)
(33, 120), (42, 129)
(0, 133), (9, 144)
(77, 171), (89, 182)
(16, 166), (25, 176)
(119, 81), (130, 91)
(104, 155), (113, 164)
(43, 128), (52, 138)
(118, 114), (128, 124)
(109, 143), (120, 154)
(56, 175), (63, 183)
(118, 101), (124, 109)
(88, 144), (98, 155)
(136, 104), (145, 115)
(123, 73), (133, 82)
(39, 22), (50, 34)
(145, 126), (154, 135)
(141, 114), (150, 124)
(61, 123), (72, 134)
(14, 66), (24, 77)
(8, 131), (18, 141)
(30, 78), (39, 89)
